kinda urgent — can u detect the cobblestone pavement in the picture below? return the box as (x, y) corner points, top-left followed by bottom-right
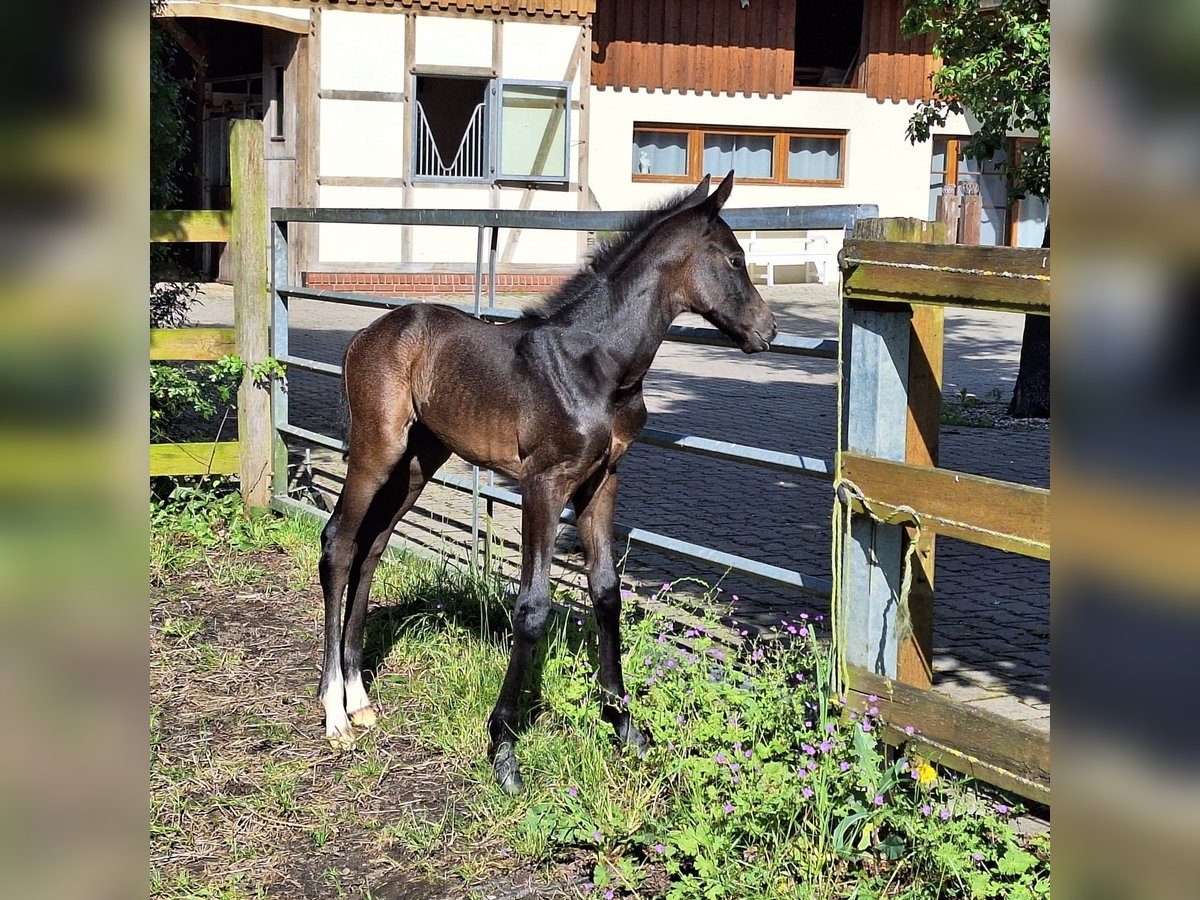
(191, 281), (1049, 729)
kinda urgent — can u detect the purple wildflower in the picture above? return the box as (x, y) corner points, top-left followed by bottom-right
(868, 694), (878, 703)
(920, 804), (932, 816)
(840, 761), (851, 772)
(995, 803), (1011, 815)
(873, 795), (885, 806)
(819, 741), (834, 753)
(731, 594), (739, 602)
(940, 810), (952, 821)
(972, 852), (984, 862)
(904, 725), (916, 735)
(567, 787), (578, 797)
(723, 803), (735, 814)
(802, 743), (815, 755)
(654, 843), (666, 855)
(716, 752), (728, 765)
(802, 787), (814, 799)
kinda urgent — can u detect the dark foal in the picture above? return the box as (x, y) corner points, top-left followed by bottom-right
(318, 171), (777, 792)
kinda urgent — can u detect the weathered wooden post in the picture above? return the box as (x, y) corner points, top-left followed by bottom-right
(936, 184), (960, 244)
(837, 217), (946, 691)
(959, 182), (982, 245)
(230, 120), (273, 514)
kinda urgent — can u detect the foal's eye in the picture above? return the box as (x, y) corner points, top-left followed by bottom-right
(729, 255), (745, 270)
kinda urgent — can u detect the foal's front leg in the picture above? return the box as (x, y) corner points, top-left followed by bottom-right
(488, 475), (568, 794)
(574, 472), (648, 755)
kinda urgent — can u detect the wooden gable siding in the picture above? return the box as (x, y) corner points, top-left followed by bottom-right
(591, 0), (797, 98)
(857, 0), (938, 102)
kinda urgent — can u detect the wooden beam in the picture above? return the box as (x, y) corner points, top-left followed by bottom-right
(843, 239), (1050, 278)
(840, 453), (1050, 560)
(159, 3), (311, 35)
(844, 262), (1050, 315)
(150, 441), (241, 476)
(847, 666), (1050, 804)
(150, 209), (231, 243)
(230, 121), (274, 514)
(150, 328), (236, 361)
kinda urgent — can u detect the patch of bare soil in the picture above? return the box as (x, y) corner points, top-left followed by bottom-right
(151, 545), (579, 899)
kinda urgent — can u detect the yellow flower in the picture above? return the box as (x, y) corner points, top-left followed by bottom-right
(916, 762), (938, 786)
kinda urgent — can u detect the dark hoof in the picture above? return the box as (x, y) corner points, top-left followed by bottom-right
(493, 742), (524, 795)
(618, 721), (651, 758)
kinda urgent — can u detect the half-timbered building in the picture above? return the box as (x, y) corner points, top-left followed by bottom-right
(156, 0), (1045, 291)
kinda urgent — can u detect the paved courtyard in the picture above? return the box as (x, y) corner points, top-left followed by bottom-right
(192, 281), (1049, 729)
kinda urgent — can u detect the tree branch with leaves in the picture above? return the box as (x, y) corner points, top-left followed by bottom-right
(903, 0), (1050, 418)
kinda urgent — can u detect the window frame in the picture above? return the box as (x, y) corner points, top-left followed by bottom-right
(493, 78), (572, 184)
(631, 123), (847, 188)
(930, 136), (1042, 247)
(409, 73), (572, 186)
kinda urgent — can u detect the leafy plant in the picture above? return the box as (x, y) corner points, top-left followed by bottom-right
(902, 0), (1049, 201)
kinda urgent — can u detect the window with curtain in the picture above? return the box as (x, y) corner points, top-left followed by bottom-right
(631, 124), (846, 186)
(632, 130), (689, 177)
(787, 136), (842, 182)
(702, 133), (774, 180)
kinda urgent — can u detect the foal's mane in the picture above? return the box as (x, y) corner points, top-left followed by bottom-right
(521, 188), (703, 320)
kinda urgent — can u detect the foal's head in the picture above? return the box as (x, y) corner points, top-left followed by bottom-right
(660, 172), (778, 353)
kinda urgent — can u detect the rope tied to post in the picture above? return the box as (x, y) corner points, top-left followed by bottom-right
(829, 475), (924, 695)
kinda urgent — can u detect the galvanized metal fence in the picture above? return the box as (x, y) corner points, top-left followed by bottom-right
(266, 203), (876, 599)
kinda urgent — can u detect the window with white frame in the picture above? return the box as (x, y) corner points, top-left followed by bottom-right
(412, 74), (570, 183)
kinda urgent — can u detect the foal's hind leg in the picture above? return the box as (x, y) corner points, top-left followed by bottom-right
(341, 426), (449, 730)
(318, 423), (414, 748)
(574, 472), (648, 755)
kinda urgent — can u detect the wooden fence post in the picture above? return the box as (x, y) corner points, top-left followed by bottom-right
(936, 184), (959, 244)
(839, 217), (946, 690)
(230, 120), (273, 514)
(959, 182), (982, 246)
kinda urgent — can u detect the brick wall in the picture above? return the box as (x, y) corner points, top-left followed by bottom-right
(303, 272), (570, 295)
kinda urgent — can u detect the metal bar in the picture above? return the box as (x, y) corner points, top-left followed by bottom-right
(665, 326), (838, 359)
(473, 226), (485, 316)
(487, 225), (499, 314)
(432, 472), (832, 597)
(271, 205), (878, 231)
(279, 354), (342, 377)
(281, 286), (837, 359)
(637, 427), (832, 480)
(270, 220), (290, 499)
(278, 422), (345, 453)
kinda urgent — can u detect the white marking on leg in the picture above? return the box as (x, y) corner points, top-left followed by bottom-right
(345, 673), (370, 717)
(322, 674), (351, 738)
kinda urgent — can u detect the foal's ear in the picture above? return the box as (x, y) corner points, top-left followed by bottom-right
(683, 174), (712, 209)
(704, 170), (735, 218)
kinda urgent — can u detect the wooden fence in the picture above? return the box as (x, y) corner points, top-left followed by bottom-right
(150, 119), (273, 514)
(835, 218), (1050, 804)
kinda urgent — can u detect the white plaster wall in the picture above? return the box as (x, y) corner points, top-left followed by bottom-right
(495, 186), (582, 266)
(317, 186), (408, 263)
(414, 16), (494, 69)
(501, 21), (582, 85)
(586, 87), (972, 222)
(408, 187), (494, 263)
(319, 99), (405, 177)
(320, 10), (406, 93)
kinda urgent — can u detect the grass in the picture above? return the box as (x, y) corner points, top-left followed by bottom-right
(150, 490), (1049, 899)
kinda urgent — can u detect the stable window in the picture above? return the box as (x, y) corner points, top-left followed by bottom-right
(412, 74), (570, 184)
(632, 124), (846, 186)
